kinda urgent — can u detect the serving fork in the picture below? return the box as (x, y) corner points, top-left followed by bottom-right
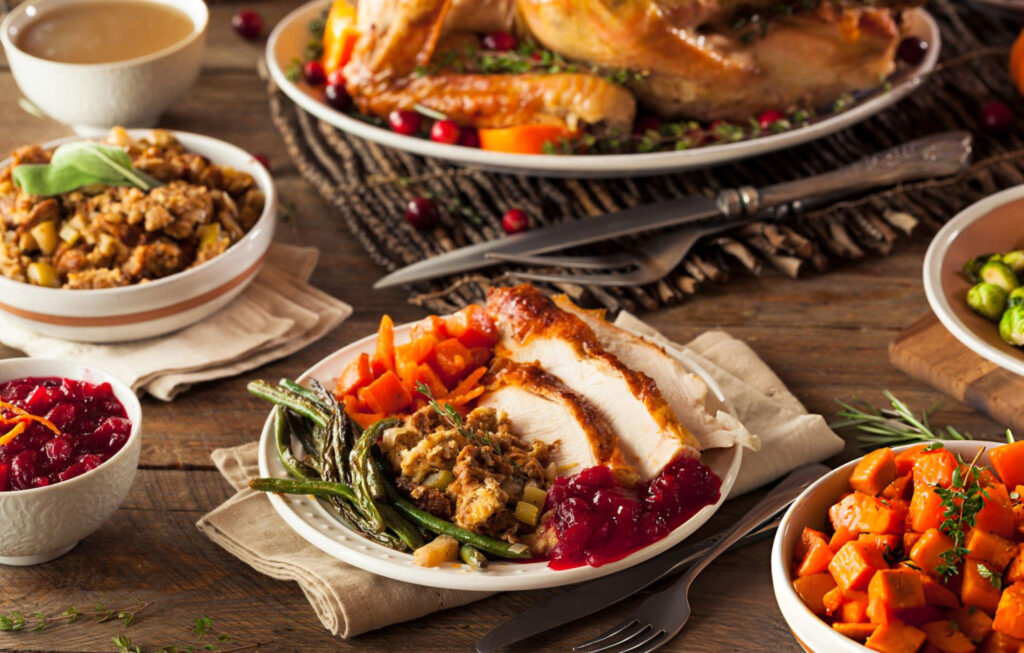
(572, 464), (829, 653)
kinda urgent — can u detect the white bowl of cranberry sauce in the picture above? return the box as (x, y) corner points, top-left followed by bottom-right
(0, 358), (141, 566)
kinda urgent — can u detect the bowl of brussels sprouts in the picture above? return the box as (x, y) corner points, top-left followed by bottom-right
(924, 185), (1024, 376)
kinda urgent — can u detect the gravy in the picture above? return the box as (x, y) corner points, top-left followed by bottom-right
(16, 1), (194, 64)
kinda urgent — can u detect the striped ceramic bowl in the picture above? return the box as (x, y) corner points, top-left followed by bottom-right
(0, 130), (276, 343)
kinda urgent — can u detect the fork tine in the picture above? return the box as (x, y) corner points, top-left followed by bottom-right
(572, 619), (642, 652)
(508, 269), (661, 288)
(615, 628), (668, 653)
(579, 624), (652, 653)
(486, 250), (638, 270)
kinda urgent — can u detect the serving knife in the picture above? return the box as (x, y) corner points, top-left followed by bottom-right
(475, 463), (830, 653)
(375, 131), (972, 289)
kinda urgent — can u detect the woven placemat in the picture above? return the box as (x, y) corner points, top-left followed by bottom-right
(269, 0), (1024, 314)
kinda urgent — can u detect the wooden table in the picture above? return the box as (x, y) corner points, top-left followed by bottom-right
(0, 3), (1005, 651)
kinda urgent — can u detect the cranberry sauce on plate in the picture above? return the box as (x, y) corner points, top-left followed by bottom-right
(544, 456), (721, 569)
(0, 377), (132, 492)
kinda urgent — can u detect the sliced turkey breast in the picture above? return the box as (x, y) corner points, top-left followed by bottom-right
(486, 285), (700, 480)
(551, 295), (759, 452)
(479, 358), (638, 484)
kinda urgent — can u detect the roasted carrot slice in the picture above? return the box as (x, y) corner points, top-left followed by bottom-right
(371, 315), (396, 376)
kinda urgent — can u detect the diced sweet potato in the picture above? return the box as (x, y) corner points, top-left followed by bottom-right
(852, 448), (898, 497)
(443, 305), (498, 348)
(834, 622), (878, 642)
(993, 582), (1024, 639)
(796, 526), (829, 560)
(914, 449), (959, 488)
(1005, 548), (1024, 585)
(831, 541), (890, 592)
(358, 370), (412, 415)
(975, 483), (1016, 541)
(830, 492), (907, 535)
(922, 575), (961, 609)
(394, 335), (437, 382)
(897, 445), (929, 476)
(951, 604), (994, 643)
(920, 620), (976, 653)
(405, 363), (447, 401)
(337, 352), (373, 396)
(860, 533), (902, 558)
(884, 474), (914, 501)
(824, 585), (845, 615)
(428, 338), (473, 386)
(868, 568), (927, 624)
(793, 573), (837, 616)
(990, 442), (1024, 490)
(797, 537), (835, 577)
(966, 529), (1018, 573)
(980, 630), (1024, 653)
(831, 526), (859, 552)
(841, 590), (870, 623)
(371, 315), (396, 376)
(904, 532), (923, 552)
(410, 315), (447, 341)
(910, 484), (946, 533)
(865, 620), (928, 653)
(911, 529), (957, 578)
(962, 560), (1003, 615)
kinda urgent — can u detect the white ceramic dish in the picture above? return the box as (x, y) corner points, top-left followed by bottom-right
(771, 440), (1004, 653)
(257, 320), (742, 591)
(924, 184), (1024, 378)
(0, 358), (142, 566)
(0, 0), (208, 135)
(266, 0), (940, 179)
(0, 129), (277, 343)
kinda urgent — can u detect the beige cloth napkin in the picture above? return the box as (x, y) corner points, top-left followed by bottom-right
(0, 244), (351, 400)
(197, 321), (844, 638)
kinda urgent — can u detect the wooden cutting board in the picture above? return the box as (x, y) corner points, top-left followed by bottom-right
(890, 313), (1024, 431)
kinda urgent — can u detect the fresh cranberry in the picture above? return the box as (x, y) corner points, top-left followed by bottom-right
(0, 464), (7, 491)
(231, 10), (263, 41)
(44, 438), (73, 465)
(58, 462), (89, 482)
(253, 153), (270, 170)
(567, 464), (615, 496)
(430, 120), (461, 145)
(327, 70), (346, 87)
(633, 115), (662, 135)
(457, 127), (480, 148)
(482, 32), (517, 51)
(30, 477), (50, 488)
(324, 83), (352, 111)
(46, 403), (76, 430)
(404, 197), (440, 230)
(980, 101), (1014, 133)
(501, 208), (530, 234)
(758, 110), (785, 131)
(389, 110), (422, 136)
(10, 450), (39, 490)
(302, 60), (327, 86)
(897, 36), (928, 65)
(23, 385), (54, 415)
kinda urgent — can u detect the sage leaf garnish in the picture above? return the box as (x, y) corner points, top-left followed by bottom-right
(12, 142), (162, 196)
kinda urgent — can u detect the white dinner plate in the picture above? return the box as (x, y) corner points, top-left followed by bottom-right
(257, 320), (742, 591)
(266, 0), (940, 179)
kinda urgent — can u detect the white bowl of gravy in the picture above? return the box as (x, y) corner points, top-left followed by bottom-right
(0, 0), (208, 135)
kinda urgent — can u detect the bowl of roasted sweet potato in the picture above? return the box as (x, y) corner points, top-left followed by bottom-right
(772, 439), (1024, 653)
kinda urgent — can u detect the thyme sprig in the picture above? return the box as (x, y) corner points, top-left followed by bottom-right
(934, 447), (989, 580)
(0, 601), (148, 632)
(415, 382), (501, 454)
(832, 390), (971, 449)
(114, 615), (264, 653)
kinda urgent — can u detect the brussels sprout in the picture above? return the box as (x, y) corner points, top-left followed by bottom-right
(1009, 287), (1024, 309)
(1000, 305), (1024, 346)
(1001, 250), (1024, 275)
(980, 260), (1019, 292)
(963, 254), (995, 283)
(967, 282), (1008, 321)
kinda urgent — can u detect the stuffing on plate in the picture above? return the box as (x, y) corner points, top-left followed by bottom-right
(381, 405), (555, 544)
(0, 127), (265, 289)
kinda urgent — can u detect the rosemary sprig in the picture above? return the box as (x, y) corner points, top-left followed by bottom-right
(415, 382), (501, 455)
(832, 390), (970, 449)
(933, 447), (989, 580)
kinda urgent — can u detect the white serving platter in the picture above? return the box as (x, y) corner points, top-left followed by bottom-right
(257, 320), (742, 591)
(266, 0), (940, 179)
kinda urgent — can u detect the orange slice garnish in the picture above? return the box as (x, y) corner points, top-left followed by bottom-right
(0, 400), (61, 438)
(0, 422), (26, 446)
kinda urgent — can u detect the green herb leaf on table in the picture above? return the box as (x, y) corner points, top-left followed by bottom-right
(13, 142), (162, 196)
(832, 390), (970, 449)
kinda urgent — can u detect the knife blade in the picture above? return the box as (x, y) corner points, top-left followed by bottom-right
(373, 195), (725, 288)
(475, 515), (780, 653)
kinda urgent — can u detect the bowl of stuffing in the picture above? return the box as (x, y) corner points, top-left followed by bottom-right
(0, 127), (276, 342)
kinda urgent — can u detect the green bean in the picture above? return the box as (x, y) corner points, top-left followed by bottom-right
(355, 419), (400, 501)
(285, 410), (322, 472)
(346, 420), (396, 533)
(249, 477), (356, 502)
(372, 457), (530, 559)
(380, 504), (425, 551)
(247, 380), (327, 428)
(279, 378), (328, 410)
(459, 544), (488, 570)
(273, 406), (318, 479)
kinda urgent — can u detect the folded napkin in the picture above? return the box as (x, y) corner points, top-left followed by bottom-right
(0, 244), (351, 400)
(197, 322), (844, 638)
